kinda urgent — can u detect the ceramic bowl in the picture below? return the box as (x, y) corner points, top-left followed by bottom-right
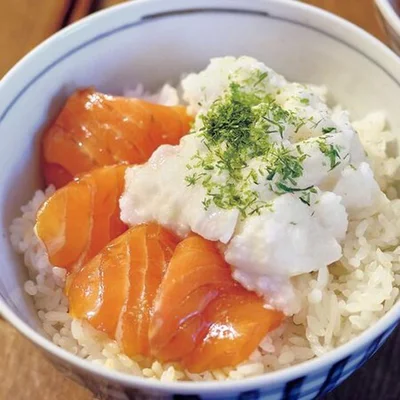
(375, 0), (400, 55)
(1, 0), (400, 399)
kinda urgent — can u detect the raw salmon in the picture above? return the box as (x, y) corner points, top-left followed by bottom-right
(149, 235), (283, 372)
(35, 164), (128, 273)
(42, 88), (193, 188)
(68, 223), (179, 356)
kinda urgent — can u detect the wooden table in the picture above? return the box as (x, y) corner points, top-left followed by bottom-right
(0, 1), (397, 399)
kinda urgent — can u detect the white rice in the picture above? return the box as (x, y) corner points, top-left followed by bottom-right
(9, 90), (400, 381)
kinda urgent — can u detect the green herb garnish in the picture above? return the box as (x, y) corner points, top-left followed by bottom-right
(186, 79), (314, 217)
(318, 137), (342, 170)
(253, 71), (268, 87)
(322, 126), (337, 134)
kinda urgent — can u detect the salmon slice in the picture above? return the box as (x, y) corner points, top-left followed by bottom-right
(35, 164), (128, 273)
(184, 291), (283, 372)
(149, 235), (284, 372)
(68, 223), (179, 355)
(42, 88), (193, 188)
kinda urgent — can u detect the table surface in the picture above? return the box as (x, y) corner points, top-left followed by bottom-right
(0, 0), (398, 399)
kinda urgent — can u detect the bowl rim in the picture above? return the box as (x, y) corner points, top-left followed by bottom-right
(1, 0), (400, 393)
(375, 0), (400, 37)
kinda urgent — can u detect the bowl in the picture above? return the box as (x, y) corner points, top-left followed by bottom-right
(375, 0), (400, 55)
(1, 0), (400, 398)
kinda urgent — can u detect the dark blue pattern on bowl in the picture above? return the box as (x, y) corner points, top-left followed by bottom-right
(282, 376), (306, 399)
(316, 357), (351, 397)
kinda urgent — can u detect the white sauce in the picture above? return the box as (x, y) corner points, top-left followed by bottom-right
(120, 56), (383, 315)
(120, 135), (239, 243)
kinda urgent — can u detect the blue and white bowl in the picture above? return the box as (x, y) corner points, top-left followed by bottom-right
(1, 0), (400, 398)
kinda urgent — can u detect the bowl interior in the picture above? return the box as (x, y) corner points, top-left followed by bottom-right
(1, 0), (400, 376)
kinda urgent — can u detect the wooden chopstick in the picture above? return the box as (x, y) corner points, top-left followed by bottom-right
(66, 0), (129, 26)
(98, 0), (129, 9)
(0, 0), (73, 78)
(67, 0), (96, 24)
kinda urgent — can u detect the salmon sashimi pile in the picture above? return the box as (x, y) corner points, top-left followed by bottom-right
(35, 84), (284, 373)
